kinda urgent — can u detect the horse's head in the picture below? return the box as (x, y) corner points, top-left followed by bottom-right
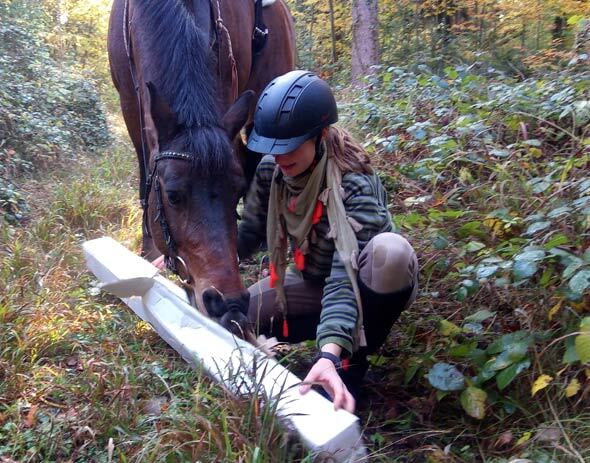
(145, 84), (256, 337)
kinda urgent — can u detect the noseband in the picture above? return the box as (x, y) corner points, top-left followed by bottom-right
(143, 150), (193, 286)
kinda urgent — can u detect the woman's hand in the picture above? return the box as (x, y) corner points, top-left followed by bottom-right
(299, 358), (356, 413)
(152, 255), (165, 270)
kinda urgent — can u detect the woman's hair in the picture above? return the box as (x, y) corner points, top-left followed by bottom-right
(324, 125), (373, 175)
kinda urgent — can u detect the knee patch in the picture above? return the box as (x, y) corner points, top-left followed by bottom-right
(359, 232), (417, 294)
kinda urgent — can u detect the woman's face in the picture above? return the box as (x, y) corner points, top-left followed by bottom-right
(274, 137), (316, 177)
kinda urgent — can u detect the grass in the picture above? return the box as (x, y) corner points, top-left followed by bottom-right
(1, 101), (589, 461)
(0, 120), (312, 462)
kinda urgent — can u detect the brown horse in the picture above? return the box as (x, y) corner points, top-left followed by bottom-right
(107, 0), (295, 334)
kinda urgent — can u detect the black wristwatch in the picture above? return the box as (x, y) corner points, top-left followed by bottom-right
(313, 351), (342, 369)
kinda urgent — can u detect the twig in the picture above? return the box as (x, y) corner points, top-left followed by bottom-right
(538, 331), (582, 358)
(512, 110), (581, 143)
(153, 370), (175, 400)
(359, 430), (451, 460)
(546, 392), (585, 463)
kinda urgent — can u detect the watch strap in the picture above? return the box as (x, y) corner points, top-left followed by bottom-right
(313, 351), (342, 369)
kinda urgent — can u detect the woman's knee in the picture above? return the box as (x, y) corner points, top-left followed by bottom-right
(358, 232), (418, 294)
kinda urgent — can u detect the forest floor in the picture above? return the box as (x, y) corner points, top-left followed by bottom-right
(1, 99), (589, 462)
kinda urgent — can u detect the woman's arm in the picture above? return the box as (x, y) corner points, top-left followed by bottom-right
(316, 172), (392, 355)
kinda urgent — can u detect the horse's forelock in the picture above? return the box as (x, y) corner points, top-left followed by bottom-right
(174, 126), (233, 174)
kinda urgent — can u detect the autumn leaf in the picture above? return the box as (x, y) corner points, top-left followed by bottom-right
(575, 317), (590, 364)
(460, 386), (487, 419)
(516, 431), (532, 446)
(565, 378), (581, 398)
(547, 300), (562, 321)
(531, 374), (553, 396)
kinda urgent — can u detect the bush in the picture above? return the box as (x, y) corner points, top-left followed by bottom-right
(0, 1), (110, 224)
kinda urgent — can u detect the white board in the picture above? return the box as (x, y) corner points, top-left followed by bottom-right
(83, 237), (367, 461)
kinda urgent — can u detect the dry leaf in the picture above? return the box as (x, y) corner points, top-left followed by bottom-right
(565, 378), (581, 397)
(493, 430), (514, 449)
(534, 426), (561, 443)
(531, 374), (553, 396)
(24, 404), (38, 428)
(547, 300), (562, 321)
(516, 431), (532, 446)
(107, 437), (114, 463)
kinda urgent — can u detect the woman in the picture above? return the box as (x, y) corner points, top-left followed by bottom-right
(239, 70), (418, 413)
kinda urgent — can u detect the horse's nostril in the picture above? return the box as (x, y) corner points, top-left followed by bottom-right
(202, 287), (226, 317)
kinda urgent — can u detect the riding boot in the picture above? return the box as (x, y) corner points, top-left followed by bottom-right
(339, 348), (369, 401)
(358, 278), (414, 353)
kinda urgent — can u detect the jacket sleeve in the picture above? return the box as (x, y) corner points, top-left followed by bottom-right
(237, 155), (276, 260)
(316, 172), (392, 356)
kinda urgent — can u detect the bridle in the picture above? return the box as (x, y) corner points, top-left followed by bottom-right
(143, 150), (194, 286)
(122, 0), (268, 287)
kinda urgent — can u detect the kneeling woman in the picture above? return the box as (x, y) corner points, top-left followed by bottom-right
(239, 70), (419, 413)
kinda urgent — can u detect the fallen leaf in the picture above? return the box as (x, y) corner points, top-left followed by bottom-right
(460, 386), (487, 419)
(547, 300), (562, 321)
(516, 431), (532, 446)
(565, 378), (581, 397)
(24, 404), (38, 428)
(492, 430), (514, 450)
(531, 374), (553, 396)
(535, 426), (561, 443)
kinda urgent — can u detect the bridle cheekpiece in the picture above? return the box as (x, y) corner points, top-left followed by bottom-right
(143, 150), (195, 286)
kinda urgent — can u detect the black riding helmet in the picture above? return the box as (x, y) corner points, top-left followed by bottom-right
(247, 70), (338, 155)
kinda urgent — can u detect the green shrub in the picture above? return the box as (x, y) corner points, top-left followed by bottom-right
(0, 1), (110, 224)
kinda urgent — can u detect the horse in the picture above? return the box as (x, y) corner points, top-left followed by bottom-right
(107, 0), (295, 335)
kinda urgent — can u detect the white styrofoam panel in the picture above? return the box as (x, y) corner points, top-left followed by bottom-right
(83, 237), (367, 461)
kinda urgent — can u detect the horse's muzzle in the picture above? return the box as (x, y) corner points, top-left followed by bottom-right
(202, 287), (253, 340)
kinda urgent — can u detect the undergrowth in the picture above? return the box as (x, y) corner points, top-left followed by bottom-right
(0, 126), (310, 462)
(1, 63), (589, 462)
(336, 64), (590, 462)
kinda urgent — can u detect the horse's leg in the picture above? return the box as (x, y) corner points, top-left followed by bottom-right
(235, 123), (262, 196)
(108, 0), (158, 259)
(119, 94), (160, 260)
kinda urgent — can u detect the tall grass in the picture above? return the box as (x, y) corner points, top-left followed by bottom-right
(0, 125), (312, 462)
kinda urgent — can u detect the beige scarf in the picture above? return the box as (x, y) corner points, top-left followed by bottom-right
(267, 142), (367, 348)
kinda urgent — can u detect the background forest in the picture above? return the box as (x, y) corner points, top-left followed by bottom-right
(1, 0), (589, 461)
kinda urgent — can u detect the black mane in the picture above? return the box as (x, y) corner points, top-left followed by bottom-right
(134, 0), (231, 170)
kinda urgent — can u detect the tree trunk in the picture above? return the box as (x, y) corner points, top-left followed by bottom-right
(351, 0), (379, 85)
(552, 16), (565, 47)
(328, 0), (337, 64)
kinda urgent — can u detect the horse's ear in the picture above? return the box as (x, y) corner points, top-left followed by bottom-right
(222, 90), (256, 140)
(146, 82), (177, 145)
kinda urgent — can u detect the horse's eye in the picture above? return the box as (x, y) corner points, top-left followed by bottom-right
(166, 190), (183, 206)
